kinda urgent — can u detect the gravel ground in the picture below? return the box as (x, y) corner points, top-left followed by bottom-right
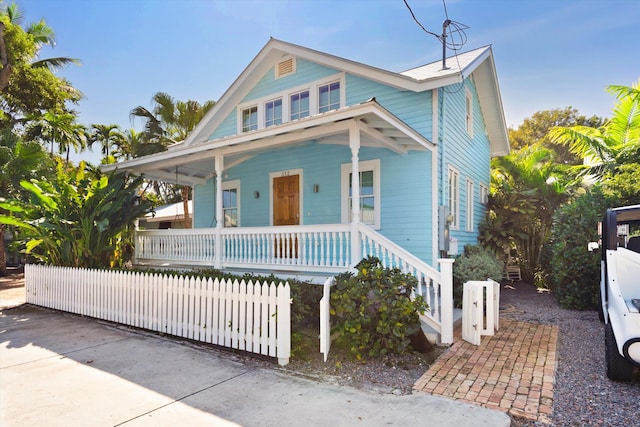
(500, 281), (639, 427)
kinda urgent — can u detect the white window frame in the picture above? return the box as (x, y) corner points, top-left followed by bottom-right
(465, 88), (473, 137)
(448, 166), (460, 230)
(480, 184), (489, 205)
(290, 89), (310, 121)
(264, 97), (283, 128)
(466, 178), (474, 232)
(341, 159), (381, 230)
(236, 73), (345, 134)
(318, 80), (341, 113)
(222, 180), (240, 227)
(240, 105), (258, 133)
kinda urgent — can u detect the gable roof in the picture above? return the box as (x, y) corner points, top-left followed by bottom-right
(183, 38), (509, 156)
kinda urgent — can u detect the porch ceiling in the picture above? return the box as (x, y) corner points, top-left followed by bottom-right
(102, 101), (433, 186)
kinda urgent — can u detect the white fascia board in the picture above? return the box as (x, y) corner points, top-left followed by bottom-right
(182, 40), (490, 150)
(102, 102), (434, 176)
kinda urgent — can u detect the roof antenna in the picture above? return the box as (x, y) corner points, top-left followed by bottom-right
(441, 19), (451, 70)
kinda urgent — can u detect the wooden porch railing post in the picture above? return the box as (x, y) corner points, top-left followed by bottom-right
(438, 258), (455, 345)
(214, 155), (224, 269)
(349, 122), (361, 265)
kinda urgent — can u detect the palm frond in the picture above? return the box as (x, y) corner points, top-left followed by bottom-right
(31, 56), (81, 71)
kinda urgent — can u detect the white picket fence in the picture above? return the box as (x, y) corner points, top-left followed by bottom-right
(25, 264), (292, 365)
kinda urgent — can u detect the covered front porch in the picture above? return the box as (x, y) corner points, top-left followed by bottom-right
(105, 101), (454, 343)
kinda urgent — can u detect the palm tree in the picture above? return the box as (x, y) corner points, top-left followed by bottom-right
(130, 93), (215, 227)
(25, 111), (87, 163)
(548, 81), (640, 179)
(0, 2), (80, 92)
(89, 124), (125, 158)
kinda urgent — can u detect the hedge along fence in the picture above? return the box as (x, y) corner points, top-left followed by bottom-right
(25, 264), (292, 365)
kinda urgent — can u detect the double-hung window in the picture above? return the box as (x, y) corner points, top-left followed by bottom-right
(222, 180), (240, 227)
(290, 90), (310, 121)
(448, 167), (460, 229)
(241, 106), (258, 132)
(341, 159), (380, 229)
(318, 81), (340, 113)
(265, 98), (282, 127)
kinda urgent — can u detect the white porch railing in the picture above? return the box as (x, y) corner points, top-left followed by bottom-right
(134, 223), (454, 344)
(25, 264), (292, 365)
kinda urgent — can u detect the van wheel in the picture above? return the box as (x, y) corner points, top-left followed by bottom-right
(605, 323), (633, 382)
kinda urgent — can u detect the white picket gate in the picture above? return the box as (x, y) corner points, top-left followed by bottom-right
(25, 264), (292, 365)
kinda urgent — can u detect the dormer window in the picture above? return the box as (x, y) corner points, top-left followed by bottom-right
(236, 73), (344, 134)
(265, 98), (282, 127)
(290, 90), (309, 121)
(241, 106), (258, 132)
(318, 81), (340, 113)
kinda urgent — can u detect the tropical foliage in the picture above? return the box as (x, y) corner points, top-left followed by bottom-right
(479, 145), (571, 282)
(548, 188), (617, 310)
(0, 159), (153, 268)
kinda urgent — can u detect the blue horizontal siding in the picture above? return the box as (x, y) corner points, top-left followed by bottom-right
(346, 74), (432, 140)
(193, 142), (434, 265)
(242, 59), (339, 103)
(441, 77), (491, 252)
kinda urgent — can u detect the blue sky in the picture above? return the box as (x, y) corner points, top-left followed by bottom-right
(18, 0), (640, 163)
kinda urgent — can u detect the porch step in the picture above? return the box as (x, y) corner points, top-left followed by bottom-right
(421, 308), (462, 345)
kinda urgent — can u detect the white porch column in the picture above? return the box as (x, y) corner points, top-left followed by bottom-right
(349, 121), (361, 265)
(214, 155), (224, 269)
(438, 258), (455, 345)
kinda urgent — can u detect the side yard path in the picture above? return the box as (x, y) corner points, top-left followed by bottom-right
(414, 319), (557, 423)
(415, 281), (639, 427)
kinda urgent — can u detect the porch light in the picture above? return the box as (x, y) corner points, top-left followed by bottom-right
(254, 191), (260, 199)
(313, 184), (319, 193)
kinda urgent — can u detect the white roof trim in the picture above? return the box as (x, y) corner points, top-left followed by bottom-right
(102, 101), (433, 184)
(182, 39), (505, 152)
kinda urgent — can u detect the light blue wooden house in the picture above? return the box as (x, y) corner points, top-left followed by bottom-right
(106, 39), (509, 343)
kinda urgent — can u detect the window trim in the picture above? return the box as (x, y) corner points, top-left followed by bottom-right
(480, 184), (489, 205)
(240, 105), (258, 133)
(264, 97), (283, 128)
(448, 166), (460, 230)
(341, 159), (381, 230)
(466, 178), (474, 232)
(222, 180), (240, 227)
(289, 89), (310, 121)
(236, 72), (345, 133)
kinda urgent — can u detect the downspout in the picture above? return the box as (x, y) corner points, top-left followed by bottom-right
(431, 89), (439, 266)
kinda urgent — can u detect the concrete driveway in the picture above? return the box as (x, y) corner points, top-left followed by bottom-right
(1, 303), (510, 427)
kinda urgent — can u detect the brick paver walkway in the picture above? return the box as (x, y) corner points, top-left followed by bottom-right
(414, 319), (558, 423)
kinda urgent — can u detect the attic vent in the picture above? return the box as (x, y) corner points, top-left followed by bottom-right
(276, 57), (296, 79)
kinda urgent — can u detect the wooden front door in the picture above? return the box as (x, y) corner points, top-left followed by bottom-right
(273, 174), (299, 258)
(273, 175), (299, 226)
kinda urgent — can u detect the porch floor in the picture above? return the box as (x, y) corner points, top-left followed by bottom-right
(414, 319), (559, 424)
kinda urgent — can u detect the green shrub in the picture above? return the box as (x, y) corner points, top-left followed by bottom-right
(452, 245), (504, 306)
(330, 257), (427, 359)
(549, 187), (617, 310)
